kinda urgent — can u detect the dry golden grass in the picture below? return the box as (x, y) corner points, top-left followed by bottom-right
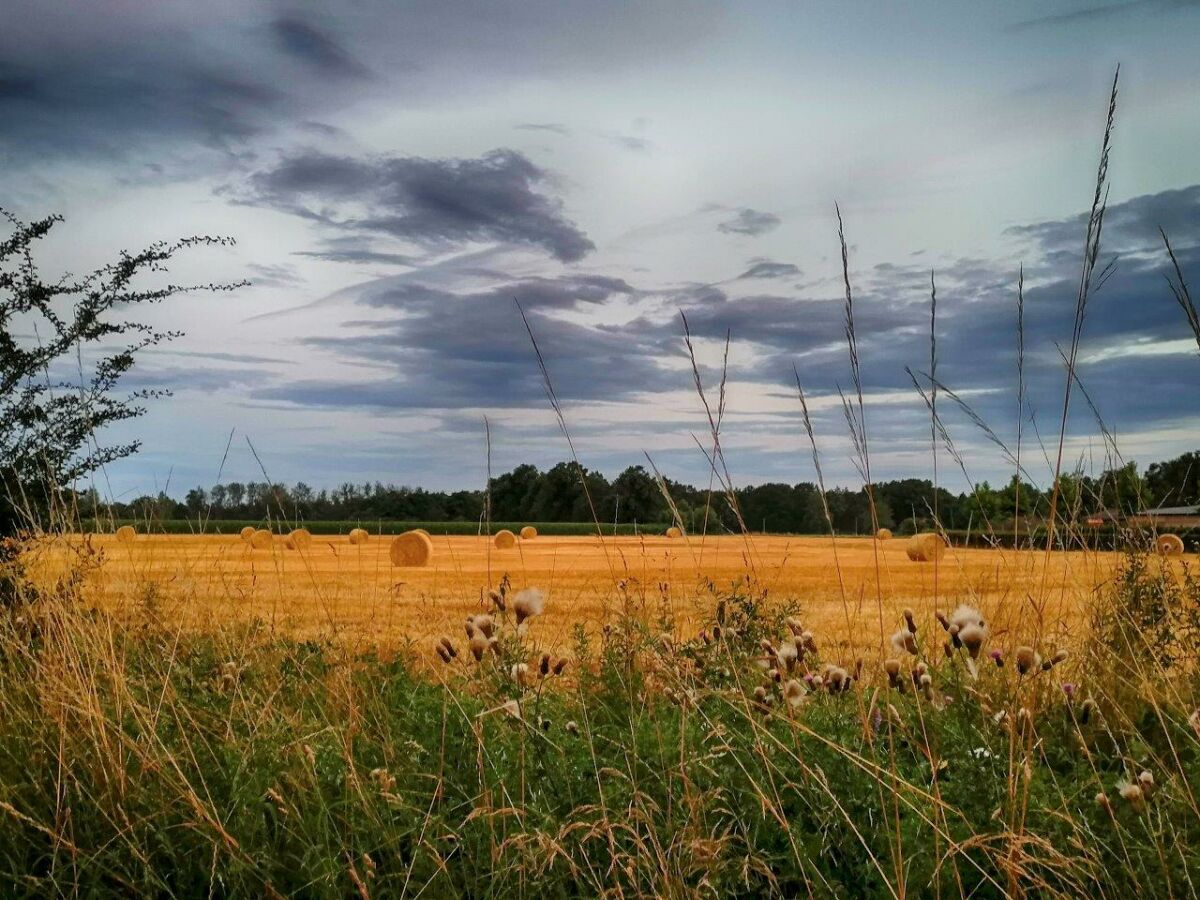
(24, 532), (1142, 663)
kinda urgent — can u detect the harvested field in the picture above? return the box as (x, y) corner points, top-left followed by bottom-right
(28, 533), (1136, 658)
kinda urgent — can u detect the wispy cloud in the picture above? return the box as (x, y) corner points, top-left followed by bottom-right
(1005, 0), (1198, 31)
(270, 16), (373, 79)
(716, 208), (781, 237)
(738, 260), (801, 279)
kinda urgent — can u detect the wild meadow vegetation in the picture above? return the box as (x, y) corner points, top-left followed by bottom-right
(1, 546), (1199, 897)
(3, 69), (1200, 898)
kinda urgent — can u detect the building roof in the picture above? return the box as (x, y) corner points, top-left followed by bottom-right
(1140, 505), (1200, 516)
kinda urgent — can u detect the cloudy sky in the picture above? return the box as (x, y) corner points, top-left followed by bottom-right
(3, 0), (1199, 500)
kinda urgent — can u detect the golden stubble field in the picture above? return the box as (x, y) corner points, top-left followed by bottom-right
(24, 531), (1142, 660)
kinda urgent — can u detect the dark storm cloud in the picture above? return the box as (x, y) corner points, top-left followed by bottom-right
(254, 182), (1200, 446)
(244, 149), (595, 261)
(270, 16), (372, 79)
(738, 260), (802, 280)
(1006, 185), (1200, 255)
(256, 274), (659, 410)
(0, 57), (285, 158)
(717, 208), (781, 237)
(0, 2), (718, 167)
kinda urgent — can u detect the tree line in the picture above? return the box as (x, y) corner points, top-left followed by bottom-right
(91, 451), (1200, 535)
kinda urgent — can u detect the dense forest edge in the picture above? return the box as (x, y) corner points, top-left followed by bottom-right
(81, 451), (1200, 538)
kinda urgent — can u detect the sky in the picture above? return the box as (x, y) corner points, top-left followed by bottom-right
(2, 0), (1199, 501)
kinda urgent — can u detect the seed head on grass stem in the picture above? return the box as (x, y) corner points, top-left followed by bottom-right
(890, 628), (918, 656)
(469, 634), (489, 662)
(1016, 646), (1040, 675)
(513, 588), (545, 625)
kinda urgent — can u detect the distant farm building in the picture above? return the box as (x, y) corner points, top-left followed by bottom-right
(1086, 506), (1200, 528)
(1128, 505), (1200, 528)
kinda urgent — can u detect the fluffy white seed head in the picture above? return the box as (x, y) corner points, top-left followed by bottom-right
(777, 641), (799, 671)
(467, 631), (489, 659)
(890, 628), (918, 656)
(949, 604), (985, 631)
(783, 679), (806, 708)
(513, 588), (545, 625)
(1015, 646), (1040, 675)
(957, 622), (987, 659)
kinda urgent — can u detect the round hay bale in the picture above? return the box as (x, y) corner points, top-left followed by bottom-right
(1157, 533), (1185, 557)
(876, 528), (893, 541)
(348, 528), (369, 545)
(905, 532), (946, 562)
(493, 529), (517, 550)
(665, 526), (683, 539)
(390, 530), (434, 567)
(520, 525), (538, 540)
(250, 528), (274, 550)
(288, 528), (313, 549)
(115, 525), (136, 543)
(239, 526), (255, 543)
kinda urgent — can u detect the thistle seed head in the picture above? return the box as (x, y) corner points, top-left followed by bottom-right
(1015, 646), (1040, 675)
(468, 614), (495, 638)
(1118, 780), (1146, 810)
(957, 623), (987, 659)
(890, 628), (918, 656)
(777, 641), (800, 671)
(512, 588), (545, 625)
(469, 633), (489, 661)
(784, 678), (806, 708)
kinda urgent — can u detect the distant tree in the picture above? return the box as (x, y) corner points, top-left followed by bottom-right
(225, 482), (246, 508)
(184, 487), (207, 515)
(824, 488), (874, 535)
(572, 470), (612, 523)
(530, 465), (604, 520)
(1144, 451), (1200, 508)
(445, 489), (484, 521)
(738, 483), (799, 533)
(293, 482), (314, 504)
(1096, 461), (1143, 515)
(490, 464), (541, 521)
(612, 465), (663, 525)
(874, 479), (959, 531)
(0, 209), (238, 535)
